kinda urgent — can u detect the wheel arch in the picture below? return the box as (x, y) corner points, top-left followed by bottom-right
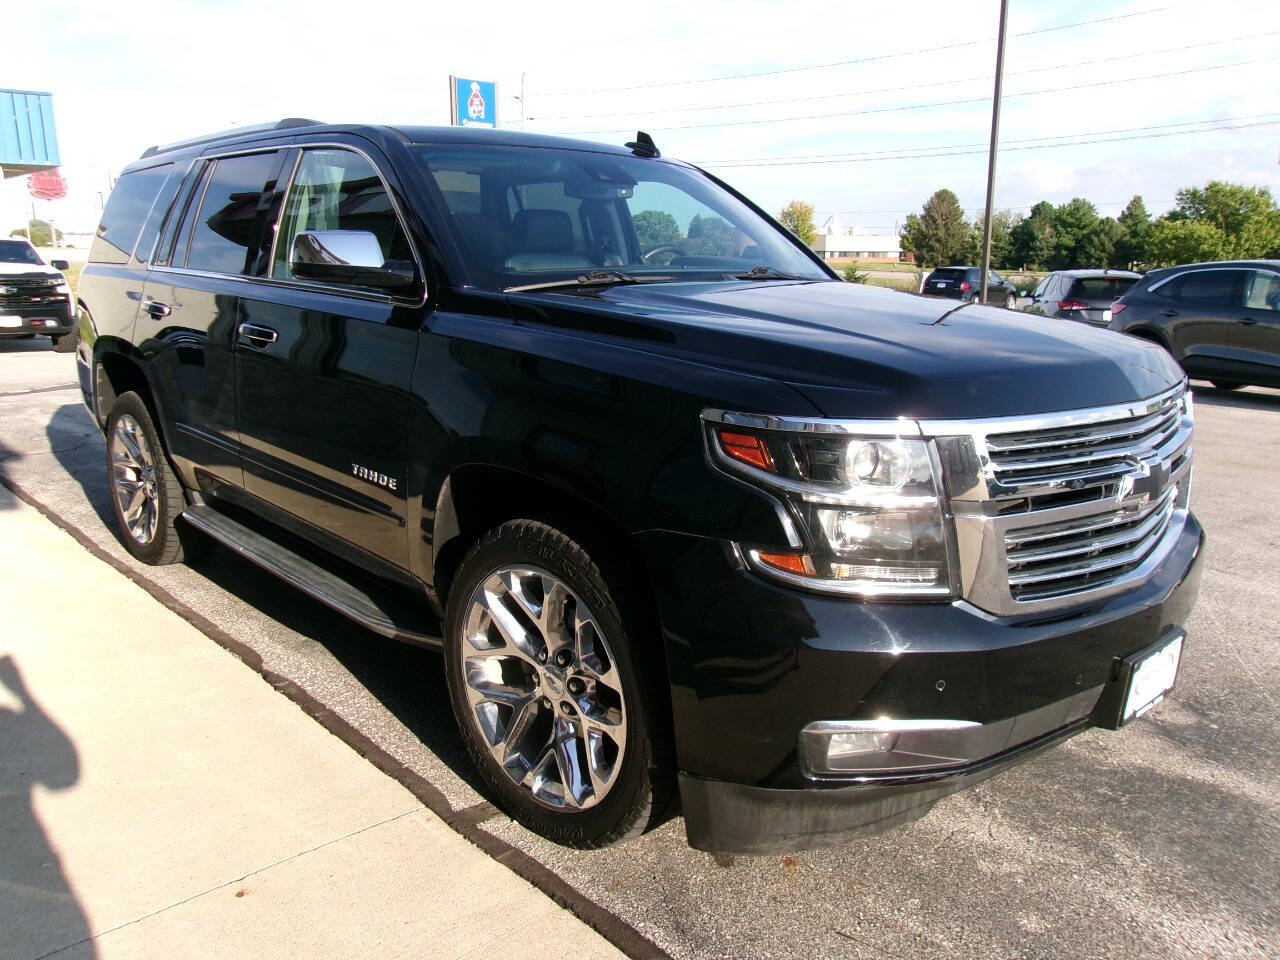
(93, 338), (161, 434)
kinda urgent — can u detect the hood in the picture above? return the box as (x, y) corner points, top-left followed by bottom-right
(510, 279), (1183, 419)
(0, 263), (62, 278)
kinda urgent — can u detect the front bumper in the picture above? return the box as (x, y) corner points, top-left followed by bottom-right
(0, 301), (73, 336)
(636, 511), (1204, 855)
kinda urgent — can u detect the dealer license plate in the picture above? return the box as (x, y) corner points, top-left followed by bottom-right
(0, 316), (22, 328)
(1123, 632), (1183, 723)
(1102, 308), (1112, 324)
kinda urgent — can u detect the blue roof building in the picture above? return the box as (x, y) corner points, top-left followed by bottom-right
(1, 89), (61, 178)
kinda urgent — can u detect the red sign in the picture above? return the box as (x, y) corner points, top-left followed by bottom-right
(29, 169), (68, 201)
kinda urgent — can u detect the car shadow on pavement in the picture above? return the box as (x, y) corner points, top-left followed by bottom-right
(0, 655), (97, 959)
(42, 404), (484, 799)
(1189, 382), (1280, 411)
(0, 436), (19, 509)
(0, 336), (53, 354)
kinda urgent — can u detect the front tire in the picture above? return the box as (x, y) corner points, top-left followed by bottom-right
(444, 519), (674, 848)
(1004, 294), (1016, 310)
(105, 391), (194, 565)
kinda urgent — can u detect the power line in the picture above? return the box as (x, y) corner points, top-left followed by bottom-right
(526, 1), (1204, 98)
(698, 118), (1280, 169)
(523, 31), (1278, 123)
(547, 56), (1277, 136)
(692, 113), (1280, 166)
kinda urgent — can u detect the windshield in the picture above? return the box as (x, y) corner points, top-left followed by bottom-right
(413, 145), (829, 291)
(0, 240), (44, 266)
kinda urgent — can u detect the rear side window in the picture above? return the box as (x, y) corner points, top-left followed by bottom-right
(132, 165), (185, 266)
(183, 152), (279, 275)
(1159, 270), (1241, 308)
(1244, 270), (1280, 312)
(1068, 277), (1138, 300)
(89, 164), (175, 265)
(272, 148), (416, 290)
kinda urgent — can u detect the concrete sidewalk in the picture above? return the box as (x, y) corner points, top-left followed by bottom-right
(0, 484), (624, 960)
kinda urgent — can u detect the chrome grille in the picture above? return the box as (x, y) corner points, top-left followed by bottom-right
(926, 382), (1194, 616)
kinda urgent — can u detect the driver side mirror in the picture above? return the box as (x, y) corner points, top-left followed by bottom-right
(51, 259), (70, 271)
(289, 230), (417, 292)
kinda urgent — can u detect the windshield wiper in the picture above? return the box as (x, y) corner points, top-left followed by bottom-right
(731, 265), (810, 281)
(504, 271), (669, 294)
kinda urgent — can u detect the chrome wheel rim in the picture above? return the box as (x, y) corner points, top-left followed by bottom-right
(461, 566), (627, 811)
(110, 414), (159, 545)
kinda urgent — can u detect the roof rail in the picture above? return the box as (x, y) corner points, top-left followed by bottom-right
(140, 117), (323, 159)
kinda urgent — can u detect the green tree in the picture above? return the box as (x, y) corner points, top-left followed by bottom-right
(632, 209), (681, 250)
(961, 210), (1020, 269)
(1171, 181), (1280, 259)
(842, 263), (868, 283)
(1048, 198), (1101, 269)
(1146, 219), (1227, 266)
(684, 214), (737, 256)
(1114, 195), (1151, 268)
(10, 220), (62, 246)
(777, 201), (816, 246)
(1010, 201), (1055, 269)
(901, 189), (969, 267)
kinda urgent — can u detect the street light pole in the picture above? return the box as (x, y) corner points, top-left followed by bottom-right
(979, 0), (1010, 305)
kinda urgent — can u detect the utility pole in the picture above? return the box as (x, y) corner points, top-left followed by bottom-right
(979, 0), (1010, 305)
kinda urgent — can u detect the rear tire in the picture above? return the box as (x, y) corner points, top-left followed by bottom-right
(1004, 294), (1016, 310)
(444, 519), (675, 848)
(105, 391), (201, 565)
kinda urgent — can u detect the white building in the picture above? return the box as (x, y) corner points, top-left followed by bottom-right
(810, 215), (902, 262)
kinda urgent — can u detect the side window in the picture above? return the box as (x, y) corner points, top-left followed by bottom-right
(1031, 276), (1051, 299)
(1244, 270), (1280, 313)
(133, 165), (184, 266)
(1168, 270), (1240, 308)
(272, 148), (416, 290)
(89, 164), (175, 265)
(184, 152), (279, 275)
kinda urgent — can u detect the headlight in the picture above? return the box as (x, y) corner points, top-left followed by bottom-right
(55, 282), (71, 294)
(704, 412), (956, 598)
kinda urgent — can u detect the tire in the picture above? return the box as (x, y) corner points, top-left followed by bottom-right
(444, 519), (675, 848)
(1004, 294), (1016, 310)
(1211, 381), (1246, 391)
(51, 329), (77, 353)
(105, 391), (199, 565)
(969, 294), (980, 305)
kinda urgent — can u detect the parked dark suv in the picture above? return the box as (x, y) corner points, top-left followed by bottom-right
(921, 265), (1018, 308)
(1110, 260), (1280, 390)
(75, 121), (1203, 855)
(0, 238), (75, 350)
(1024, 269), (1142, 326)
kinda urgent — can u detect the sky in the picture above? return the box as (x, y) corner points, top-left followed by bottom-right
(4, 0), (1278, 236)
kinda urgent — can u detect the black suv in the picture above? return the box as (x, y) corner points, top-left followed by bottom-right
(1110, 260), (1280, 390)
(75, 121), (1203, 855)
(1023, 269), (1142, 327)
(921, 265), (1018, 308)
(0, 238), (75, 350)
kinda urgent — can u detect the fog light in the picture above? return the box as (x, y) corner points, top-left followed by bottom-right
(801, 718), (980, 776)
(827, 729), (896, 761)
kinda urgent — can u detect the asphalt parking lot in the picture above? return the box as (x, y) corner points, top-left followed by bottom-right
(2, 335), (1277, 960)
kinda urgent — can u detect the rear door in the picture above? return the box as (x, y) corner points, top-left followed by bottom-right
(137, 148), (288, 489)
(234, 143), (426, 568)
(1149, 268), (1246, 379)
(1234, 268), (1280, 384)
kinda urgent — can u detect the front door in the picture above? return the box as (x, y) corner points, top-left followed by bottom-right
(235, 145), (425, 568)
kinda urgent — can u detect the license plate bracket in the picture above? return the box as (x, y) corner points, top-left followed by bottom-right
(1093, 630), (1185, 730)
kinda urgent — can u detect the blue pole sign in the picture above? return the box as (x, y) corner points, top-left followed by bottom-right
(449, 76), (498, 128)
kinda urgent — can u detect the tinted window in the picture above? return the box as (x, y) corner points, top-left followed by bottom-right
(272, 148), (416, 290)
(1031, 276), (1051, 298)
(1068, 277), (1138, 300)
(927, 268), (968, 282)
(1165, 270), (1241, 308)
(132, 165), (183, 265)
(184, 152), (278, 275)
(89, 164), (174, 265)
(1244, 270), (1280, 313)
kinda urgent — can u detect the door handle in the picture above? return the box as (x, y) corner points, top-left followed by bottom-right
(1161, 309), (1178, 318)
(1239, 317), (1258, 326)
(141, 297), (170, 318)
(237, 322), (278, 347)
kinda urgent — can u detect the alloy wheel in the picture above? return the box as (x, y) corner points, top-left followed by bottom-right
(110, 414), (160, 545)
(460, 566), (627, 811)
